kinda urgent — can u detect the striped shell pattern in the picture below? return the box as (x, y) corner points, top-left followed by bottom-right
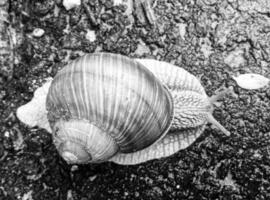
(46, 53), (174, 164)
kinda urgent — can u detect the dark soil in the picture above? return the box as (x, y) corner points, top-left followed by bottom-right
(1, 0), (270, 199)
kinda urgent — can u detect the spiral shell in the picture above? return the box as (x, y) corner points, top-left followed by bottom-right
(46, 53), (174, 163)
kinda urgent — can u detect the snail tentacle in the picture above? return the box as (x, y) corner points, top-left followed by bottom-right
(206, 114), (230, 136)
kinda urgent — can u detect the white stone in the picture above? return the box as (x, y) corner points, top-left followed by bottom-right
(22, 190), (33, 200)
(32, 28), (45, 37)
(113, 0), (123, 6)
(63, 0), (81, 10)
(224, 49), (245, 68)
(233, 73), (270, 90)
(85, 30), (96, 42)
(4, 131), (10, 137)
(178, 23), (187, 40)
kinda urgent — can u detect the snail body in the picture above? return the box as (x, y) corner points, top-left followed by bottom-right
(17, 53), (230, 165)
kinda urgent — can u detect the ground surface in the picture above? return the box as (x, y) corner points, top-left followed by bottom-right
(1, 0), (270, 199)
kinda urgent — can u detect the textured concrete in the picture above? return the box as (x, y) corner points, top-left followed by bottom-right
(0, 0), (270, 199)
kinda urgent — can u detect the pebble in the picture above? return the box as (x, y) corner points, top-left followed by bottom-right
(63, 0), (81, 10)
(4, 131), (10, 137)
(21, 190), (33, 200)
(32, 28), (45, 37)
(85, 30), (96, 42)
(178, 23), (187, 40)
(70, 165), (78, 172)
(113, 0), (123, 6)
(67, 190), (74, 200)
(89, 175), (97, 181)
(224, 49), (245, 68)
(233, 73), (270, 90)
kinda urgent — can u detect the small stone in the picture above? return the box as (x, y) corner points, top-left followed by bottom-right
(22, 190), (33, 200)
(67, 190), (74, 200)
(32, 28), (45, 37)
(70, 165), (78, 172)
(134, 40), (150, 56)
(135, 191), (139, 197)
(178, 23), (187, 40)
(4, 131), (10, 137)
(224, 49), (245, 68)
(113, 0), (123, 6)
(233, 73), (270, 90)
(85, 30), (96, 42)
(63, 0), (81, 10)
(89, 175), (97, 181)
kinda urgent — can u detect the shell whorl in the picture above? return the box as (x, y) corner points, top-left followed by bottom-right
(46, 53), (174, 163)
(53, 119), (118, 163)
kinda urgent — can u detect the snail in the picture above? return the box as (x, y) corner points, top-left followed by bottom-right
(17, 53), (230, 165)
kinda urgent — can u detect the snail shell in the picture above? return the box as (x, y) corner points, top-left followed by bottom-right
(46, 53), (174, 163)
